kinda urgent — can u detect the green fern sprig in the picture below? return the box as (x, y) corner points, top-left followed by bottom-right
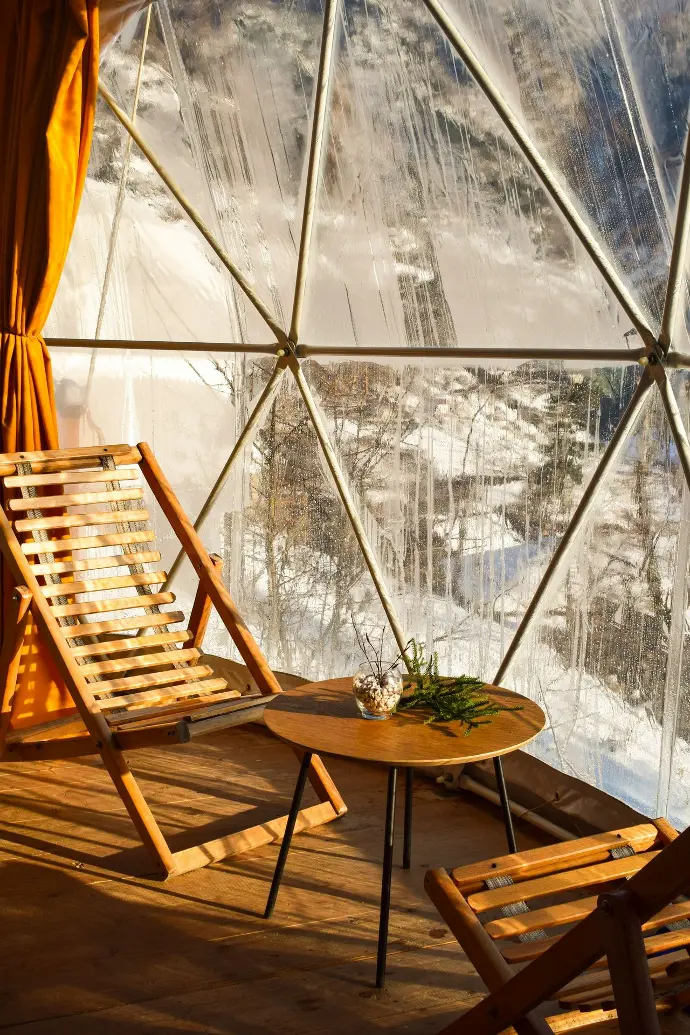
(396, 641), (521, 735)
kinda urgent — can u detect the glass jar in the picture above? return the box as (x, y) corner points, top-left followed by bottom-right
(352, 669), (403, 720)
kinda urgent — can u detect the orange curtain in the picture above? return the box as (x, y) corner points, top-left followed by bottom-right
(0, 0), (99, 730)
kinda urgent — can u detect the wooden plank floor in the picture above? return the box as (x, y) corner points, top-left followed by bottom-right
(1, 724), (689, 1034)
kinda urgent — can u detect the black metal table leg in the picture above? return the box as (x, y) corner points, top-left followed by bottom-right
(376, 766), (398, 989)
(264, 750), (313, 918)
(403, 767), (413, 870)
(494, 756), (517, 854)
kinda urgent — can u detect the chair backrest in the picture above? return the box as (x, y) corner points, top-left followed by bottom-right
(0, 444), (234, 736)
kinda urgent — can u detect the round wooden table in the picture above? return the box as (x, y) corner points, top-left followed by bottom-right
(263, 677), (545, 989)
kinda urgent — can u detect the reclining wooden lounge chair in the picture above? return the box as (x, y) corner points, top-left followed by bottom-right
(0, 442), (345, 878)
(426, 817), (690, 1034)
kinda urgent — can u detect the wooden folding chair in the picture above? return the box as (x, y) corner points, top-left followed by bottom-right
(426, 817), (690, 1034)
(0, 442), (346, 878)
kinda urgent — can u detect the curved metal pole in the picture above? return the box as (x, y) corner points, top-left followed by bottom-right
(653, 363), (690, 493)
(46, 338), (647, 364)
(493, 368), (655, 686)
(165, 357), (288, 591)
(289, 0), (340, 344)
(655, 368), (690, 817)
(48, 338), (280, 354)
(98, 82), (289, 346)
(288, 356), (410, 662)
(418, 0), (655, 352)
(660, 130), (690, 352)
(95, 6), (152, 341)
(86, 7), (153, 415)
(298, 344), (646, 363)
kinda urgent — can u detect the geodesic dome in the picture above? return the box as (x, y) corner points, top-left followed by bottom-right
(44, 0), (690, 825)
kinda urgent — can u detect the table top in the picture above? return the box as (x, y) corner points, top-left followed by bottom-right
(264, 677), (545, 767)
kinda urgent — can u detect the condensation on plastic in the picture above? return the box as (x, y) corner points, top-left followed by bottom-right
(302, 0), (642, 352)
(507, 385), (688, 823)
(48, 346), (274, 629)
(302, 359), (641, 678)
(102, 0), (323, 342)
(611, 0), (690, 223)
(206, 370), (399, 679)
(46, 93), (252, 344)
(441, 0), (680, 333)
(664, 369), (690, 826)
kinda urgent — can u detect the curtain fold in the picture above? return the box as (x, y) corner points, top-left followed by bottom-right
(0, 0), (99, 731)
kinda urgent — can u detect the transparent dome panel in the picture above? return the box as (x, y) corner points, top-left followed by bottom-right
(107, 0), (325, 342)
(302, 0), (641, 352)
(508, 386), (685, 820)
(303, 357), (639, 679)
(611, 0), (690, 222)
(210, 372), (399, 678)
(47, 96), (269, 344)
(443, 0), (674, 333)
(48, 345), (275, 621)
(664, 370), (690, 827)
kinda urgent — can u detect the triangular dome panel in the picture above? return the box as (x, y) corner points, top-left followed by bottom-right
(119, 0), (326, 341)
(302, 0), (646, 352)
(439, 0), (682, 333)
(47, 96), (250, 343)
(48, 344), (276, 620)
(206, 372), (401, 679)
(303, 357), (637, 680)
(506, 384), (689, 820)
(611, 0), (690, 223)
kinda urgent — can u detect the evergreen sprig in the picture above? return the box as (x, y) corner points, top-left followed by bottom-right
(396, 641), (521, 735)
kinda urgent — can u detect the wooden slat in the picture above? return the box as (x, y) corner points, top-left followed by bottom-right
(51, 591), (174, 618)
(106, 687), (246, 727)
(3, 735), (98, 762)
(4, 713), (86, 744)
(111, 722), (191, 751)
(468, 852), (658, 913)
(42, 571), (166, 598)
(186, 704), (270, 738)
(70, 630), (193, 658)
(9, 488), (143, 510)
(92, 664), (213, 695)
(31, 551), (162, 575)
(0, 444), (138, 476)
(501, 917), (690, 965)
(4, 467), (139, 488)
(546, 1008), (633, 1032)
(15, 508), (149, 532)
(486, 891), (690, 941)
(652, 956), (690, 992)
(139, 442), (284, 698)
(61, 610), (184, 639)
(80, 647), (200, 677)
(451, 824), (660, 894)
(557, 948), (690, 1005)
(169, 800), (339, 878)
(487, 895), (601, 940)
(21, 530), (155, 554)
(97, 676), (228, 711)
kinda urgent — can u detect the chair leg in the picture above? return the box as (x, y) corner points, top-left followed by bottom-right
(96, 735), (177, 876)
(403, 767), (413, 870)
(304, 751), (347, 815)
(0, 585), (32, 749)
(600, 888), (661, 1035)
(494, 756), (517, 853)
